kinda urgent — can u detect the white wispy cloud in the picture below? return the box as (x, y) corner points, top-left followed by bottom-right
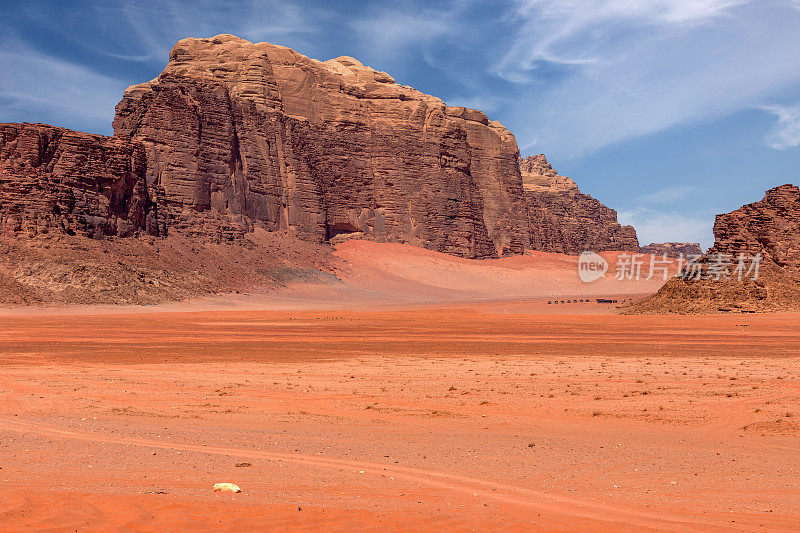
(761, 104), (800, 149)
(0, 0), (326, 133)
(349, 11), (453, 59)
(4, 0), (800, 165)
(119, 0), (322, 64)
(636, 185), (699, 204)
(497, 0), (748, 80)
(0, 39), (126, 133)
(619, 207), (713, 248)
(494, 0), (800, 157)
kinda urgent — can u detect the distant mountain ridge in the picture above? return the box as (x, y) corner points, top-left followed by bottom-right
(640, 242), (703, 258)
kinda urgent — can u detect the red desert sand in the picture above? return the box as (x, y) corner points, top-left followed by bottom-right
(1, 242), (798, 531)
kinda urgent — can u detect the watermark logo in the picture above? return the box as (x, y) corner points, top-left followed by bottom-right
(577, 251), (763, 283)
(578, 251), (608, 283)
(678, 253), (761, 282)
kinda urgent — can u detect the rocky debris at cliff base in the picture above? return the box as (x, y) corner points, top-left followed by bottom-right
(0, 229), (340, 306)
(623, 268), (800, 314)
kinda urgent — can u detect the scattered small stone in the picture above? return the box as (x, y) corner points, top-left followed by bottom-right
(235, 462), (252, 468)
(213, 482), (242, 493)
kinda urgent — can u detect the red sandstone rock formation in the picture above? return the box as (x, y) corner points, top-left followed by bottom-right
(111, 35), (529, 258)
(520, 155), (639, 254)
(639, 242), (703, 258)
(1, 35), (644, 262)
(0, 123), (159, 238)
(628, 184), (800, 313)
(709, 184), (800, 271)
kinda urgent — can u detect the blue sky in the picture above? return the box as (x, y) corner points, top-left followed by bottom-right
(2, 0), (800, 248)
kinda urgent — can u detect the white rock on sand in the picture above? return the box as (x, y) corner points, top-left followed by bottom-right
(213, 483), (241, 493)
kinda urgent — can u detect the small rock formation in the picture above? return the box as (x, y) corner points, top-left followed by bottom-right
(628, 184), (800, 313)
(0, 123), (159, 237)
(639, 242), (703, 258)
(520, 155), (639, 254)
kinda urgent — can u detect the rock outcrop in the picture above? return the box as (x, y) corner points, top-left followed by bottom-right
(628, 184), (800, 313)
(710, 184), (800, 270)
(520, 155), (639, 254)
(111, 34), (529, 258)
(0, 123), (159, 238)
(639, 242), (703, 258)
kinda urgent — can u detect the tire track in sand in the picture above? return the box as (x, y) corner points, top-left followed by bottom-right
(0, 417), (767, 531)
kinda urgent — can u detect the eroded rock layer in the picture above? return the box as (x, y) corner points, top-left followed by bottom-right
(111, 35), (529, 258)
(0, 123), (159, 238)
(710, 184), (800, 270)
(520, 155), (639, 254)
(628, 184), (800, 314)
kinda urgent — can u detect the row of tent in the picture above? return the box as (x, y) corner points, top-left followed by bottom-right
(548, 298), (625, 304)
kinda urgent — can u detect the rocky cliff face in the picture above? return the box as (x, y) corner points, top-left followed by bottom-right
(1, 35), (644, 261)
(520, 155), (639, 254)
(709, 184), (800, 271)
(0, 123), (159, 238)
(628, 184), (800, 313)
(111, 34), (528, 258)
(639, 242), (703, 258)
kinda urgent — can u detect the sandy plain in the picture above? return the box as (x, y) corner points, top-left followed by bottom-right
(1, 242), (798, 531)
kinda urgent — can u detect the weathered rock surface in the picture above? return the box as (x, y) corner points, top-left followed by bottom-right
(710, 184), (800, 270)
(1, 35), (643, 265)
(112, 34), (529, 258)
(639, 242), (703, 258)
(520, 155), (639, 254)
(628, 184), (800, 314)
(0, 123), (159, 238)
